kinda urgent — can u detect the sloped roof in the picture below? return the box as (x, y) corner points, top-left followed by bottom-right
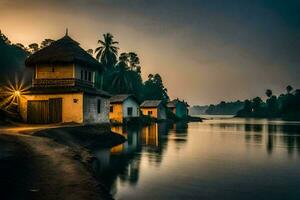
(167, 101), (176, 108)
(110, 94), (139, 104)
(140, 100), (163, 108)
(25, 34), (103, 70)
(167, 99), (190, 108)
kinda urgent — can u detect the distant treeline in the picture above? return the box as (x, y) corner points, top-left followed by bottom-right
(190, 100), (244, 115)
(237, 86), (300, 120)
(189, 105), (209, 115)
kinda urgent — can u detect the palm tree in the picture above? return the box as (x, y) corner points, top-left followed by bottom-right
(95, 33), (119, 70)
(110, 54), (132, 93)
(110, 53), (140, 93)
(286, 85), (293, 94)
(265, 89), (273, 98)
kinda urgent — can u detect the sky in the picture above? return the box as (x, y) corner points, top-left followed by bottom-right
(0, 0), (299, 105)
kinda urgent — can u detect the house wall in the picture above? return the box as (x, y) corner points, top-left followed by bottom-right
(83, 95), (109, 124)
(175, 103), (188, 118)
(122, 98), (140, 118)
(109, 103), (123, 123)
(35, 64), (74, 79)
(19, 93), (83, 123)
(74, 64), (95, 83)
(158, 106), (167, 120)
(141, 108), (158, 118)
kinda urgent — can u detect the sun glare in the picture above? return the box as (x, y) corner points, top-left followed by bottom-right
(0, 75), (30, 110)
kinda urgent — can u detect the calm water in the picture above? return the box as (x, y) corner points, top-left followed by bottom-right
(91, 118), (300, 200)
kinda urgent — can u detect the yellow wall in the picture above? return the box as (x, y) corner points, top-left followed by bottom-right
(141, 108), (158, 118)
(19, 93), (83, 123)
(36, 64), (74, 79)
(109, 103), (123, 123)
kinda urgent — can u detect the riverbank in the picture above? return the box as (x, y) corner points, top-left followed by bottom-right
(0, 124), (126, 200)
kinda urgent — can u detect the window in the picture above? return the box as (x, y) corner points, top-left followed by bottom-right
(88, 72), (92, 81)
(85, 70), (88, 80)
(97, 99), (101, 113)
(81, 70), (83, 80)
(110, 106), (113, 113)
(127, 107), (133, 116)
(148, 111), (153, 115)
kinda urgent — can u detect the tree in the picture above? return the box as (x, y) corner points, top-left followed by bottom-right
(0, 30), (11, 44)
(14, 43), (29, 53)
(286, 85), (293, 94)
(142, 73), (169, 101)
(265, 89), (273, 98)
(86, 49), (93, 55)
(110, 53), (132, 94)
(40, 39), (54, 49)
(128, 52), (141, 72)
(95, 33), (119, 70)
(28, 43), (39, 54)
(252, 97), (263, 113)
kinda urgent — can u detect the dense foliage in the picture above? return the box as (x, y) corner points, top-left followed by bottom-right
(0, 31), (30, 84)
(237, 86), (300, 120)
(94, 33), (169, 102)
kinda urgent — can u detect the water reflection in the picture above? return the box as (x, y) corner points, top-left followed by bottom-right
(91, 122), (188, 196)
(208, 119), (300, 155)
(92, 119), (300, 199)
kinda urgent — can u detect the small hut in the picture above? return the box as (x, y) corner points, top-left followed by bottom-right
(109, 94), (140, 123)
(167, 99), (189, 118)
(19, 32), (110, 124)
(140, 100), (166, 120)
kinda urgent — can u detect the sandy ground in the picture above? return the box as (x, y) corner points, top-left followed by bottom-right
(0, 124), (123, 200)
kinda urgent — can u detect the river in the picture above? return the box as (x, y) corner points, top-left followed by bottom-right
(91, 118), (300, 200)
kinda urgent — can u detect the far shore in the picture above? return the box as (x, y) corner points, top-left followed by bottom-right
(0, 123), (125, 200)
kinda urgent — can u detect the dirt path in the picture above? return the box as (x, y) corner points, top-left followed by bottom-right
(0, 127), (112, 200)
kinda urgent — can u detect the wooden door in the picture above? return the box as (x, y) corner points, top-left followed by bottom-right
(27, 100), (49, 124)
(49, 98), (62, 123)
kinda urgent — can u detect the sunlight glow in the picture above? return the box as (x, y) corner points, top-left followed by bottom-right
(0, 74), (30, 110)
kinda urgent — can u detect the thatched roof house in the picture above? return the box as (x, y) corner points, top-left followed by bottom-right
(19, 32), (110, 125)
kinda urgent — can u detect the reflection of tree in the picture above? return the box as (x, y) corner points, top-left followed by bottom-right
(241, 122), (300, 155)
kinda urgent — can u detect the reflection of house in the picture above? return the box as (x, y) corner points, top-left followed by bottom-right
(110, 126), (140, 154)
(19, 32), (110, 124)
(141, 123), (159, 146)
(167, 99), (189, 118)
(140, 100), (167, 120)
(109, 94), (140, 123)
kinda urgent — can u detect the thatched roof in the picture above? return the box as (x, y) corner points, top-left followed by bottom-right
(110, 94), (139, 104)
(140, 100), (163, 108)
(25, 34), (103, 70)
